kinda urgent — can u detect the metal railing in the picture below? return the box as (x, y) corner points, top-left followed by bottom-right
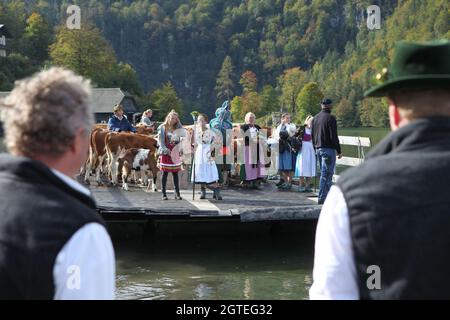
(333, 135), (372, 182)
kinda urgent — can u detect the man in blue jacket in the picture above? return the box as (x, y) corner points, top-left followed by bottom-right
(108, 104), (136, 133)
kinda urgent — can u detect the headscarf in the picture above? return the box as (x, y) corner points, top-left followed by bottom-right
(210, 100), (233, 132)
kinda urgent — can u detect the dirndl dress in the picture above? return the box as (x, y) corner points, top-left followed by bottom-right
(159, 131), (182, 173)
(278, 149), (296, 172)
(294, 128), (316, 177)
(191, 128), (219, 184)
(240, 126), (266, 181)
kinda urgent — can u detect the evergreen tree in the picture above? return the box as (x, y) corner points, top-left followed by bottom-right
(215, 56), (234, 101)
(149, 82), (184, 120)
(23, 12), (52, 64)
(0, 54), (37, 91)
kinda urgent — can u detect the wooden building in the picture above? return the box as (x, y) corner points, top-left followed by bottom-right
(0, 25), (11, 57)
(90, 88), (139, 123)
(0, 88), (140, 125)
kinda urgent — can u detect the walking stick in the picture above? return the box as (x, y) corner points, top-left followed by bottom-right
(190, 111), (199, 200)
(192, 150), (196, 201)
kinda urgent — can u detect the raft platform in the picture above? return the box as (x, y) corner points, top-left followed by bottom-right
(81, 174), (322, 223)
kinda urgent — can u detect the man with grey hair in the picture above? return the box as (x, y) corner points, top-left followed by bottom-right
(0, 67), (115, 299)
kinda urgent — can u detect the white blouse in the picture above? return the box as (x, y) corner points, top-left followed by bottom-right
(51, 170), (116, 300)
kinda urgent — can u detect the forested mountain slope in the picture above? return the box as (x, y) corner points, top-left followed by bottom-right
(0, 0), (448, 125)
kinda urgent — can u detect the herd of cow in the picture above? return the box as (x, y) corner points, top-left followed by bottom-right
(81, 123), (164, 192)
(80, 123), (274, 192)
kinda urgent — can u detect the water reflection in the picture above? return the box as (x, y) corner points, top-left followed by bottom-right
(243, 277), (251, 299)
(112, 221), (316, 300)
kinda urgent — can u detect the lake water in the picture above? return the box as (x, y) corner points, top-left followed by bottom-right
(339, 127), (390, 155)
(337, 128), (389, 174)
(114, 128), (390, 300)
(0, 127), (390, 300)
(113, 222), (316, 300)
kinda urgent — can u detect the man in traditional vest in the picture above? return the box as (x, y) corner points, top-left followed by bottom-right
(310, 40), (450, 299)
(0, 67), (115, 299)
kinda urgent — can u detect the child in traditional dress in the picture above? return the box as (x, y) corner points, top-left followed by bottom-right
(191, 114), (222, 200)
(295, 115), (316, 192)
(158, 110), (184, 200)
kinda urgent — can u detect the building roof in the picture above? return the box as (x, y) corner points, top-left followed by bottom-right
(0, 88), (138, 114)
(90, 88), (137, 113)
(0, 25), (12, 38)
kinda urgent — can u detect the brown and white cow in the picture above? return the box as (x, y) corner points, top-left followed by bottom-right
(94, 123), (108, 130)
(134, 124), (155, 135)
(84, 128), (110, 185)
(105, 132), (158, 185)
(117, 148), (158, 191)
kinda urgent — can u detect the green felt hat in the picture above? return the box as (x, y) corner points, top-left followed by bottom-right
(365, 40), (450, 97)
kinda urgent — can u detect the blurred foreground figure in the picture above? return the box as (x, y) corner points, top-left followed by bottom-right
(0, 67), (115, 300)
(310, 40), (450, 299)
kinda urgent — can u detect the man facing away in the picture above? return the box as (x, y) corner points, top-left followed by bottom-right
(311, 99), (342, 205)
(310, 40), (450, 299)
(108, 104), (136, 133)
(0, 67), (115, 299)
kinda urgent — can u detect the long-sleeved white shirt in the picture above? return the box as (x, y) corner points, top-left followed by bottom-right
(309, 185), (359, 300)
(51, 170), (115, 300)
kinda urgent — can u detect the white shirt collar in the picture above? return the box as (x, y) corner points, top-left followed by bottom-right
(51, 169), (91, 197)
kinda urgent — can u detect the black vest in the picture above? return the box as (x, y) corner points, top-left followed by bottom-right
(338, 117), (450, 299)
(0, 154), (105, 300)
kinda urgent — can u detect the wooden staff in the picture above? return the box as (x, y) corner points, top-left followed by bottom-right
(190, 112), (199, 200)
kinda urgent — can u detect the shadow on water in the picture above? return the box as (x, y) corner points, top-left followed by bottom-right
(108, 221), (317, 300)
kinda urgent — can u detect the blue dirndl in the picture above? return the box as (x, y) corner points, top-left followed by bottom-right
(278, 150), (296, 171)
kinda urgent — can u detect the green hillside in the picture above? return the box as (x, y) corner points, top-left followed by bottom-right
(0, 0), (448, 125)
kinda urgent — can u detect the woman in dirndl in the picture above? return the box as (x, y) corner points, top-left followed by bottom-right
(240, 112), (266, 188)
(273, 113), (297, 190)
(191, 114), (222, 200)
(295, 115), (316, 192)
(158, 110), (184, 200)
